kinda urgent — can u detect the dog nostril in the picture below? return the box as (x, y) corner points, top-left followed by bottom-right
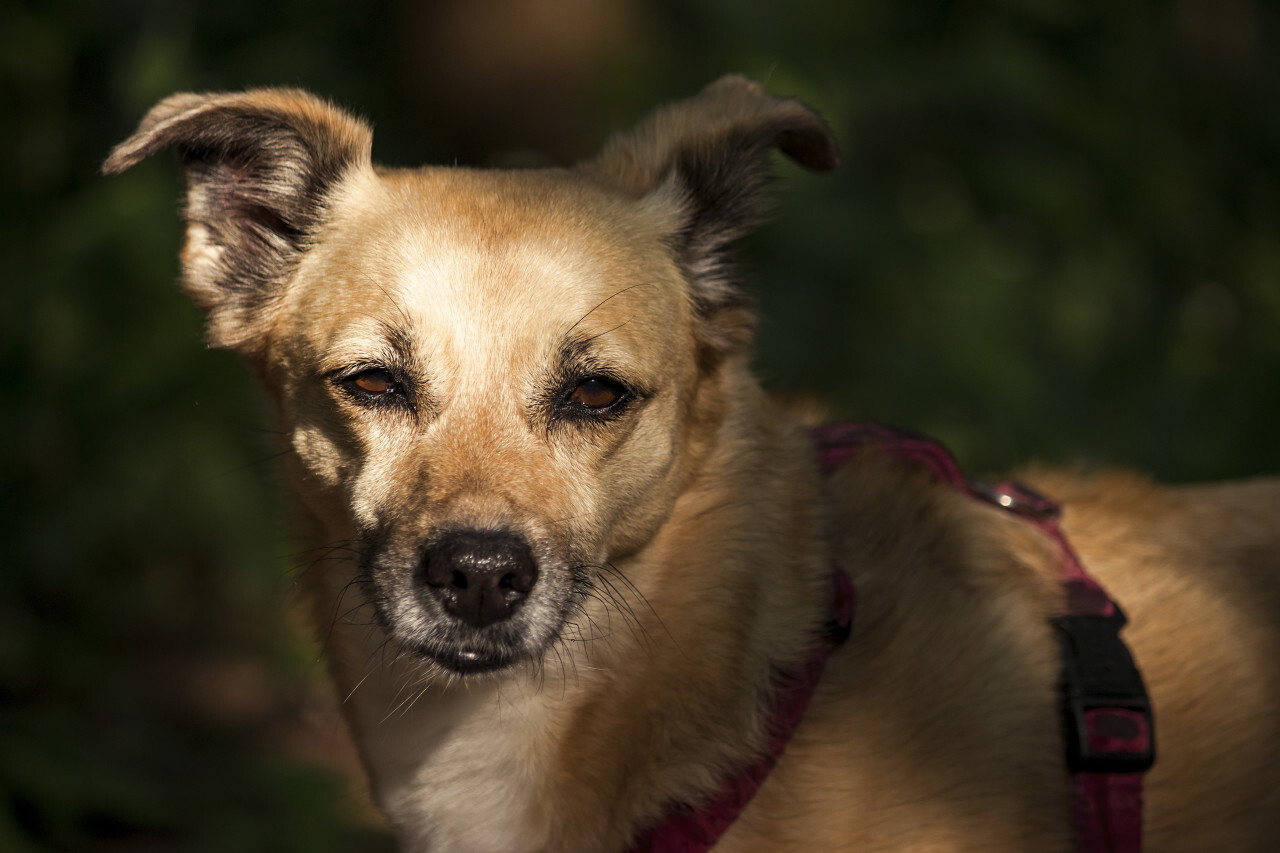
(501, 570), (535, 594)
(418, 530), (539, 629)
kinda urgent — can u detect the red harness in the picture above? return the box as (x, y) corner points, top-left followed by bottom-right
(628, 423), (1155, 853)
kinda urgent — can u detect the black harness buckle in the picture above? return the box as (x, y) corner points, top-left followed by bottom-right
(1054, 606), (1156, 774)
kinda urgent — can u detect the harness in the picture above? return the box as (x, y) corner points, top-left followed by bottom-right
(629, 423), (1155, 853)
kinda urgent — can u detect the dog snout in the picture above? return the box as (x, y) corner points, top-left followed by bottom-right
(418, 530), (539, 629)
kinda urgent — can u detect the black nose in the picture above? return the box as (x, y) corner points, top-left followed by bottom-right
(418, 530), (539, 629)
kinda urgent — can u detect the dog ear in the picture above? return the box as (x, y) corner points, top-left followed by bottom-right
(585, 75), (838, 357)
(103, 89), (373, 355)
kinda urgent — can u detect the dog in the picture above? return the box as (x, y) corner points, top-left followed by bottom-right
(105, 76), (1280, 852)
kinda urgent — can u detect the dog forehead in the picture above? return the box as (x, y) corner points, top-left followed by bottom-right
(300, 167), (689, 366)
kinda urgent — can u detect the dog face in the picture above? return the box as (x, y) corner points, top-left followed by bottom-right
(272, 169), (704, 675)
(105, 78), (837, 678)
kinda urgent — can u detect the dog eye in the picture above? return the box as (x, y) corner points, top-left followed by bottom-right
(567, 377), (625, 410)
(344, 368), (399, 399)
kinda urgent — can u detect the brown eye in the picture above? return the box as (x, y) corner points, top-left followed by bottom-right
(568, 377), (623, 409)
(356, 372), (392, 394)
(346, 368), (397, 398)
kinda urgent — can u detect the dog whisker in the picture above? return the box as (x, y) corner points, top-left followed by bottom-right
(597, 561), (681, 657)
(342, 664), (378, 706)
(577, 319), (631, 346)
(219, 445), (294, 477)
(284, 539), (362, 585)
(578, 561), (666, 652)
(593, 574), (649, 648)
(564, 283), (653, 337)
(288, 538), (359, 560)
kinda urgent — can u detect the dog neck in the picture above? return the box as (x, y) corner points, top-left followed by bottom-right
(313, 390), (834, 852)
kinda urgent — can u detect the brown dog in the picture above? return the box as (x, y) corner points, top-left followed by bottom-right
(105, 77), (1280, 851)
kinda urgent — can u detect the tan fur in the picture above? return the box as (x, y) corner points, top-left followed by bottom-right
(106, 77), (1280, 851)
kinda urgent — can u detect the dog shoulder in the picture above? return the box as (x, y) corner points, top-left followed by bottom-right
(742, 452), (1075, 849)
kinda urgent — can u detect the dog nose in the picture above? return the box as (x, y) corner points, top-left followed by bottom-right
(418, 530), (539, 629)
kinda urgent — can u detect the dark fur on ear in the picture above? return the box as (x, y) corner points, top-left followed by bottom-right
(584, 75), (838, 358)
(104, 89), (373, 355)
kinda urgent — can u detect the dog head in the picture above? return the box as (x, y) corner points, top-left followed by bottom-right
(105, 77), (836, 677)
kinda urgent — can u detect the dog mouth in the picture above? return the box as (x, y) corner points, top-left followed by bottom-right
(406, 638), (524, 675)
(392, 614), (543, 675)
(361, 527), (582, 676)
(435, 643), (515, 673)
(451, 647), (505, 672)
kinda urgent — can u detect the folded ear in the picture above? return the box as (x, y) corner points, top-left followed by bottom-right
(584, 75), (838, 357)
(104, 89), (373, 354)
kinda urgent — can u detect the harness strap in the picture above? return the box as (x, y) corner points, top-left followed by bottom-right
(811, 423), (1154, 853)
(629, 569), (854, 853)
(629, 423), (1153, 852)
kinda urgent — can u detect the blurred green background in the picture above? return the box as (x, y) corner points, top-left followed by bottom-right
(4, 0), (1279, 849)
